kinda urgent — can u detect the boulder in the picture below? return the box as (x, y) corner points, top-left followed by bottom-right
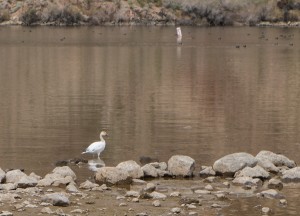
(281, 167), (300, 183)
(116, 160), (144, 179)
(213, 152), (257, 176)
(0, 193), (19, 202)
(41, 193), (70, 207)
(0, 168), (5, 183)
(52, 166), (77, 181)
(17, 176), (38, 188)
(29, 172), (42, 181)
(256, 151), (296, 168)
(52, 176), (74, 187)
(94, 167), (132, 185)
(5, 169), (27, 183)
(142, 164), (158, 178)
(0, 211), (13, 216)
(168, 155), (195, 177)
(37, 178), (53, 187)
(234, 165), (270, 179)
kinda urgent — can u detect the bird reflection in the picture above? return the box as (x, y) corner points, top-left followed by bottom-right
(88, 158), (105, 172)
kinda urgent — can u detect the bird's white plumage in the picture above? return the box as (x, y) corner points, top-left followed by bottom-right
(82, 131), (108, 159)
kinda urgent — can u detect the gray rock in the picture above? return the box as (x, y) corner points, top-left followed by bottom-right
(0, 168), (5, 183)
(199, 166), (216, 177)
(116, 160), (144, 179)
(170, 191), (181, 197)
(144, 183), (156, 192)
(29, 172), (42, 181)
(71, 209), (85, 214)
(267, 178), (283, 190)
(152, 200), (161, 207)
(171, 207), (181, 213)
(256, 151), (296, 168)
(194, 189), (211, 194)
(281, 167), (300, 183)
(141, 164), (158, 178)
(204, 184), (213, 191)
(132, 198), (139, 202)
(125, 190), (140, 197)
(0, 183), (17, 190)
(41, 193), (70, 207)
(149, 191), (167, 199)
(259, 189), (284, 199)
(213, 152), (258, 176)
(132, 179), (147, 185)
(94, 167), (132, 185)
(189, 212), (198, 216)
(257, 158), (279, 173)
(168, 155), (195, 177)
(232, 176), (262, 186)
(17, 176), (38, 188)
(66, 183), (79, 193)
(261, 207), (271, 214)
(79, 180), (99, 189)
(211, 203), (222, 208)
(0, 211), (13, 216)
(149, 162), (167, 171)
(40, 207), (53, 214)
(279, 199), (287, 205)
(234, 165), (270, 179)
(0, 193), (19, 202)
(37, 178), (53, 187)
(5, 169), (27, 183)
(179, 197), (200, 205)
(52, 176), (74, 187)
(52, 166), (77, 181)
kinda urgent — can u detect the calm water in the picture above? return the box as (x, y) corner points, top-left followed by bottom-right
(0, 26), (300, 214)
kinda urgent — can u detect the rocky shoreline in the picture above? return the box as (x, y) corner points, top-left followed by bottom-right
(1, 150), (300, 215)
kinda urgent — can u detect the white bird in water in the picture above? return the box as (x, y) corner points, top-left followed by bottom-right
(82, 131), (108, 159)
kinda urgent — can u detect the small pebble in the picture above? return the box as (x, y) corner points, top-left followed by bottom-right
(119, 203), (128, 207)
(279, 199), (287, 205)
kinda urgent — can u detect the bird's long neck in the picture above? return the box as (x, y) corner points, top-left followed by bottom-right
(100, 134), (105, 142)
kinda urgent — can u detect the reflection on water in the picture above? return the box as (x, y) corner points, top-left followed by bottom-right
(0, 27), (299, 176)
(88, 159), (105, 172)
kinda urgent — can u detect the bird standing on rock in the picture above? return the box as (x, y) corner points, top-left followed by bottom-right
(82, 131), (108, 159)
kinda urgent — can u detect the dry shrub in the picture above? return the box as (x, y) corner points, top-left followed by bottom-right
(42, 5), (83, 25)
(20, 8), (40, 25)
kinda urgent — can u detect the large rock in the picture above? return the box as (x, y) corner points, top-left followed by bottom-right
(5, 169), (27, 183)
(281, 167), (300, 183)
(256, 151), (296, 168)
(199, 166), (216, 177)
(94, 167), (132, 185)
(141, 164), (158, 178)
(116, 160), (144, 179)
(17, 176), (38, 188)
(52, 166), (77, 181)
(234, 165), (270, 179)
(79, 180), (99, 189)
(0, 168), (5, 183)
(213, 152), (258, 176)
(168, 155), (195, 177)
(41, 193), (70, 207)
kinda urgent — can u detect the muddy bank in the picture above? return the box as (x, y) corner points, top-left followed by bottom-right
(1, 150), (300, 215)
(0, 0), (300, 26)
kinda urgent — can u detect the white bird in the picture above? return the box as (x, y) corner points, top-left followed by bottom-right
(82, 131), (108, 159)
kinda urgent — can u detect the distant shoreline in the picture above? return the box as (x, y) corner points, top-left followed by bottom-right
(1, 0), (299, 27)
